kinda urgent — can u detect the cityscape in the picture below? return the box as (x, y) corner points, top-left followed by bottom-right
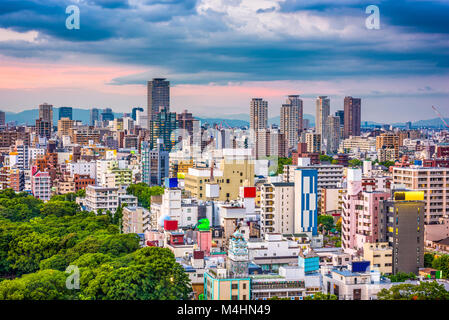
(0, 0), (449, 305)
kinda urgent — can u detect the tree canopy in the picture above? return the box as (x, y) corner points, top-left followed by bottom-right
(0, 189), (192, 300)
(126, 183), (164, 209)
(377, 281), (449, 300)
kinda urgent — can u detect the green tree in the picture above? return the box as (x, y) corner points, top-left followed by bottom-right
(304, 292), (337, 300)
(432, 255), (449, 279)
(0, 269), (76, 300)
(386, 272), (417, 283)
(40, 201), (80, 217)
(7, 230), (60, 275)
(39, 254), (68, 271)
(348, 159), (363, 167)
(377, 281), (449, 300)
(276, 157), (292, 175)
(126, 183), (164, 209)
(424, 253), (435, 268)
(319, 155), (334, 163)
(318, 214), (334, 233)
(80, 247), (192, 300)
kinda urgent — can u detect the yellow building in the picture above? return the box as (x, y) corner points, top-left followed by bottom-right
(363, 242), (393, 275)
(184, 159), (254, 201)
(204, 269), (250, 300)
(57, 118), (74, 138)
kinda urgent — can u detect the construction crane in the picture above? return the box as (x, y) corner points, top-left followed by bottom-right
(432, 105), (449, 129)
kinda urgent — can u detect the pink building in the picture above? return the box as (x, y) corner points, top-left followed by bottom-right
(196, 230), (212, 256)
(31, 170), (51, 202)
(342, 169), (389, 254)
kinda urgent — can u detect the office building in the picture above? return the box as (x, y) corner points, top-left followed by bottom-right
(335, 110), (344, 126)
(101, 108), (114, 122)
(149, 108), (179, 152)
(177, 109), (200, 147)
(315, 96), (330, 149)
(58, 107), (73, 120)
(147, 78), (170, 123)
(131, 107), (144, 121)
(379, 191), (425, 274)
(294, 168), (318, 235)
(57, 117), (74, 138)
(90, 108), (99, 126)
(39, 103), (53, 123)
(141, 139), (169, 186)
(0, 111), (5, 127)
(343, 97), (361, 139)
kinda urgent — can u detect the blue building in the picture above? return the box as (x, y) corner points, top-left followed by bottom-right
(298, 249), (320, 273)
(58, 106), (73, 120)
(294, 168), (318, 236)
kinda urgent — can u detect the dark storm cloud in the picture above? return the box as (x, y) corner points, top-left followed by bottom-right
(0, 0), (448, 85)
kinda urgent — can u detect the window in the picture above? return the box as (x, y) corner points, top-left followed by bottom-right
(243, 283), (247, 289)
(231, 284), (238, 289)
(231, 295), (238, 300)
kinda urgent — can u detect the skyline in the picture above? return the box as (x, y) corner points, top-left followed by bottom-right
(0, 0), (448, 121)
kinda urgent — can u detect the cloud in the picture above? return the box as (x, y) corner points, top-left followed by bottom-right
(0, 0), (447, 121)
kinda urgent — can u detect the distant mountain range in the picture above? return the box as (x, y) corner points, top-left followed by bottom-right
(4, 108), (448, 129)
(5, 108), (123, 126)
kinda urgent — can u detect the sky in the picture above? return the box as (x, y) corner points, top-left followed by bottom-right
(0, 0), (448, 122)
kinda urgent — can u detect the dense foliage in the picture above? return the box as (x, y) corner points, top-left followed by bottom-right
(126, 183), (165, 209)
(377, 281), (449, 300)
(276, 157), (292, 175)
(386, 272), (417, 283)
(432, 254), (449, 279)
(0, 189), (192, 300)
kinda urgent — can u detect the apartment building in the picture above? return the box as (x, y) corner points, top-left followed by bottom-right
(84, 185), (119, 214)
(284, 160), (344, 197)
(376, 133), (400, 160)
(342, 168), (389, 253)
(122, 206), (150, 234)
(393, 167), (449, 224)
(339, 136), (376, 154)
(363, 242), (393, 275)
(260, 182), (295, 235)
(31, 171), (51, 201)
(247, 233), (303, 272)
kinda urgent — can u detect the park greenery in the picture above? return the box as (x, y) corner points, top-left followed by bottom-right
(0, 188), (192, 300)
(126, 183), (165, 209)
